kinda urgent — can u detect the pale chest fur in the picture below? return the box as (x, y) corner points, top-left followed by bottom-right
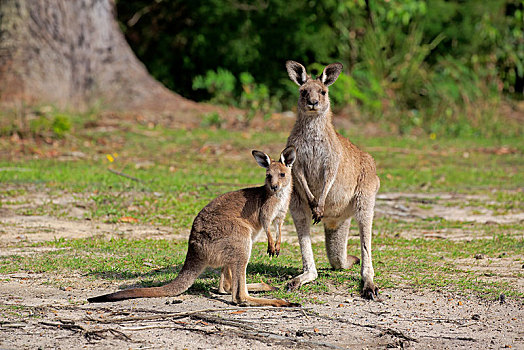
(288, 115), (341, 192)
(252, 184), (291, 241)
(272, 185), (291, 220)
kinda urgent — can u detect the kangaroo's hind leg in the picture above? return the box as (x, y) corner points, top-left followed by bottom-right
(219, 265), (275, 294)
(218, 266), (232, 294)
(286, 194), (318, 291)
(230, 259), (297, 307)
(274, 218), (283, 257)
(324, 217), (360, 270)
(223, 237), (296, 307)
(354, 190), (379, 300)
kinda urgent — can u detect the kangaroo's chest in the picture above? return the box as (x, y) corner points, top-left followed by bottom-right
(295, 133), (335, 178)
(253, 188), (290, 240)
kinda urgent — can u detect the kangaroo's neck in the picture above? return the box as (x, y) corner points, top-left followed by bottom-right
(293, 109), (336, 138)
(260, 182), (292, 218)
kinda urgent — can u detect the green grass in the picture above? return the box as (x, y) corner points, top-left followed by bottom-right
(0, 222), (520, 303)
(0, 113), (523, 303)
(1, 122), (522, 227)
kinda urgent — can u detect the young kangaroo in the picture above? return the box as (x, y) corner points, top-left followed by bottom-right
(88, 146), (298, 307)
(285, 61), (380, 299)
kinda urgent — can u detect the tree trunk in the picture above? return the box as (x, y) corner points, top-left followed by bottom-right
(0, 0), (195, 112)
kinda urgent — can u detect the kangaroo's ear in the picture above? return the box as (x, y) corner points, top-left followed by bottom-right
(286, 61), (308, 86)
(252, 150), (271, 169)
(280, 146), (296, 167)
(320, 62), (343, 86)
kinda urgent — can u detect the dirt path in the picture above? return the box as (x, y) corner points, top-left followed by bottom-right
(0, 275), (522, 349)
(1, 191), (523, 349)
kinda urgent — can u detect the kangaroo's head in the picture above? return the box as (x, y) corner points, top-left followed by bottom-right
(252, 146), (296, 194)
(286, 61), (342, 116)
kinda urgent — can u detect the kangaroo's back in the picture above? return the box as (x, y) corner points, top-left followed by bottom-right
(190, 187), (265, 240)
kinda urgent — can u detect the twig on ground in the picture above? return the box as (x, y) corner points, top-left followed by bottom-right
(304, 309), (419, 343)
(120, 322), (187, 331)
(422, 334), (477, 342)
(89, 306), (304, 324)
(379, 328), (418, 343)
(191, 313), (345, 349)
(108, 168), (142, 182)
(0, 322), (26, 328)
(391, 317), (471, 325)
(39, 320), (132, 342)
(84, 328), (132, 342)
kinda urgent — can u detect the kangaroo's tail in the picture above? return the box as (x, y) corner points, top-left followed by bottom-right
(88, 255), (206, 303)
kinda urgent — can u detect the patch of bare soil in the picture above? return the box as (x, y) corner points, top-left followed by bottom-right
(376, 193), (524, 226)
(0, 191), (523, 349)
(0, 276), (522, 350)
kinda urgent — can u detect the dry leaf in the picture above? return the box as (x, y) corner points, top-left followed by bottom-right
(119, 216), (138, 223)
(230, 310), (246, 314)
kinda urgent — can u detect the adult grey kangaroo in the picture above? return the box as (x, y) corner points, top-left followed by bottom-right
(88, 146), (299, 307)
(285, 61), (380, 299)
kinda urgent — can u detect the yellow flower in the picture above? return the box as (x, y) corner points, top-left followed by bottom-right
(430, 133), (436, 140)
(106, 154), (114, 163)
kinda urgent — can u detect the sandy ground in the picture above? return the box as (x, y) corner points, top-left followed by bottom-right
(0, 191), (523, 349)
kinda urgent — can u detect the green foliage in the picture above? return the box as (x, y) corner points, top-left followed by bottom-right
(200, 112), (224, 129)
(193, 69), (275, 123)
(192, 68), (236, 105)
(239, 72), (274, 121)
(310, 63), (367, 112)
(0, 107), (72, 139)
(116, 0), (523, 137)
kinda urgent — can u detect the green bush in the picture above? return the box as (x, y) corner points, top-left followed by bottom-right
(192, 68), (236, 105)
(29, 113), (71, 139)
(117, 0), (523, 137)
(193, 69), (276, 124)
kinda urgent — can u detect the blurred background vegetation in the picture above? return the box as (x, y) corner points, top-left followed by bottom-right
(116, 0), (524, 137)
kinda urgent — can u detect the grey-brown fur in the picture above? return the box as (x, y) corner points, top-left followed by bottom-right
(285, 61), (380, 299)
(88, 147), (298, 307)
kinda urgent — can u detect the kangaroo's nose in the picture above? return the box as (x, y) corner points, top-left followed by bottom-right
(309, 100), (318, 106)
(271, 185), (278, 191)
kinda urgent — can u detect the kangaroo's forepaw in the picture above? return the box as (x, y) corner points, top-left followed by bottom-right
(267, 243), (276, 257)
(362, 283), (379, 300)
(312, 210), (323, 224)
(311, 206), (324, 224)
(308, 201), (324, 224)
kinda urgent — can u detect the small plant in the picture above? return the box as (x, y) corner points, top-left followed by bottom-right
(30, 113), (72, 139)
(192, 68), (236, 105)
(50, 114), (72, 138)
(239, 72), (273, 123)
(0, 106), (72, 139)
(200, 112), (224, 128)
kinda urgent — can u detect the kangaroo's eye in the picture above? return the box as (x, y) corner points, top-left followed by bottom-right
(321, 90), (326, 96)
(300, 90), (307, 97)
(279, 173), (286, 178)
(266, 174), (272, 180)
